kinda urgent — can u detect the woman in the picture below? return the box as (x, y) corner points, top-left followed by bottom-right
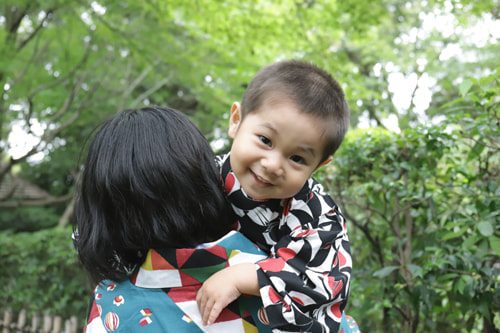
(74, 106), (272, 332)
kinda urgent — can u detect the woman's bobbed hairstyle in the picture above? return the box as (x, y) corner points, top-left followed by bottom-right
(74, 106), (233, 283)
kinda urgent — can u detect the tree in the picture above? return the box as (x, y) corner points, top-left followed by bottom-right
(322, 70), (499, 332)
(0, 0), (498, 330)
(1, 0), (496, 209)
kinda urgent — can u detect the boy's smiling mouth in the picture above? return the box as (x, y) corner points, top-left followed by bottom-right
(251, 170), (272, 186)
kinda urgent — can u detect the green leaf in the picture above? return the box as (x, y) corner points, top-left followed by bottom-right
(489, 236), (500, 256)
(440, 96), (464, 108)
(436, 273), (459, 282)
(406, 264), (423, 278)
(373, 266), (399, 278)
(382, 299), (392, 308)
(467, 142), (486, 161)
(459, 79), (473, 97)
(455, 277), (466, 294)
(477, 221), (493, 237)
(463, 235), (478, 249)
(442, 226), (469, 240)
(477, 302), (491, 321)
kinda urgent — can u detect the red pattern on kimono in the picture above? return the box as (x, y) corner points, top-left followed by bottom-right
(217, 153), (352, 332)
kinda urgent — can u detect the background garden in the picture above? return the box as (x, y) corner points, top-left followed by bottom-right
(0, 0), (498, 332)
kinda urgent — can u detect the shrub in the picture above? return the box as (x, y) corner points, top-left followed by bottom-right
(0, 226), (91, 323)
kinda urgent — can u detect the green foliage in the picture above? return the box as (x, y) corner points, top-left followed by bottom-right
(0, 206), (61, 232)
(0, 0), (498, 330)
(318, 70), (500, 331)
(0, 226), (91, 319)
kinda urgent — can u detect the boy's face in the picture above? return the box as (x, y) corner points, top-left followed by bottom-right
(228, 100), (332, 200)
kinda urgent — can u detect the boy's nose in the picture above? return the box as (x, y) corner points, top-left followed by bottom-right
(261, 153), (284, 177)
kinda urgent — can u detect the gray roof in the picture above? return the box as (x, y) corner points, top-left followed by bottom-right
(0, 174), (54, 201)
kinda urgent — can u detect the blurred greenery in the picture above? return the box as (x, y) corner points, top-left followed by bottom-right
(0, 206), (60, 231)
(318, 71), (500, 331)
(0, 226), (90, 320)
(0, 0), (498, 331)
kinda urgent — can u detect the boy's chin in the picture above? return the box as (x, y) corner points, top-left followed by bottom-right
(241, 187), (270, 201)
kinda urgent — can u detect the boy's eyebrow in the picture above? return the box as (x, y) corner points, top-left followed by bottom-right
(259, 123), (317, 158)
(297, 145), (316, 158)
(260, 123), (277, 133)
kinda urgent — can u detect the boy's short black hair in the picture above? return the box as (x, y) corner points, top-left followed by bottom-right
(241, 60), (350, 161)
(74, 106), (233, 283)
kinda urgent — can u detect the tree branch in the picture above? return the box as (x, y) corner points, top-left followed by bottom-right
(342, 207), (386, 267)
(10, 79), (82, 165)
(28, 37), (92, 99)
(403, 172), (413, 265)
(5, 5), (30, 43)
(0, 159), (15, 186)
(129, 75), (172, 109)
(17, 9), (55, 52)
(0, 174), (18, 201)
(0, 192), (73, 208)
(58, 195), (75, 227)
(119, 62), (158, 111)
(340, 198), (389, 223)
(14, 32), (51, 86)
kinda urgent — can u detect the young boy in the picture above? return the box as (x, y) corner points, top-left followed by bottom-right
(197, 60), (352, 332)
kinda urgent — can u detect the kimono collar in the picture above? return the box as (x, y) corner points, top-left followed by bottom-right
(220, 153), (311, 211)
(131, 231), (267, 289)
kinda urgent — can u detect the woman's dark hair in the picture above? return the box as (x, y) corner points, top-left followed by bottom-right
(74, 106), (234, 283)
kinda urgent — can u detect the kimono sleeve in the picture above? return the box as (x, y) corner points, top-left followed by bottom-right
(85, 294), (107, 333)
(256, 184), (352, 332)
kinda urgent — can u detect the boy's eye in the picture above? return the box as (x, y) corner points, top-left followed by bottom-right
(259, 135), (272, 146)
(290, 155), (305, 164)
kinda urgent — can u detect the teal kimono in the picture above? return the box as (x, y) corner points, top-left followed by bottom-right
(84, 231), (271, 332)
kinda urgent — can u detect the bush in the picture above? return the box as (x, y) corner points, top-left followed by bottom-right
(0, 226), (91, 323)
(0, 206), (61, 232)
(318, 70), (500, 332)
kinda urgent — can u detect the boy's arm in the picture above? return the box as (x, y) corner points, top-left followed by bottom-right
(196, 263), (259, 326)
(256, 187), (351, 332)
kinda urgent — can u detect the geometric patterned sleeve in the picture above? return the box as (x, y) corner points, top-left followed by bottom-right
(256, 179), (352, 332)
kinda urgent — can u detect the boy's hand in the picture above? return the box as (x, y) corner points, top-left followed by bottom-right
(197, 268), (241, 325)
(196, 263), (260, 326)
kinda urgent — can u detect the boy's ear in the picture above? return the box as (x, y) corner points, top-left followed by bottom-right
(228, 102), (242, 139)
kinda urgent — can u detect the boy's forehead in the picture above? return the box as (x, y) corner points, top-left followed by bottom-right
(254, 96), (334, 129)
(250, 100), (334, 147)
(256, 91), (329, 120)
